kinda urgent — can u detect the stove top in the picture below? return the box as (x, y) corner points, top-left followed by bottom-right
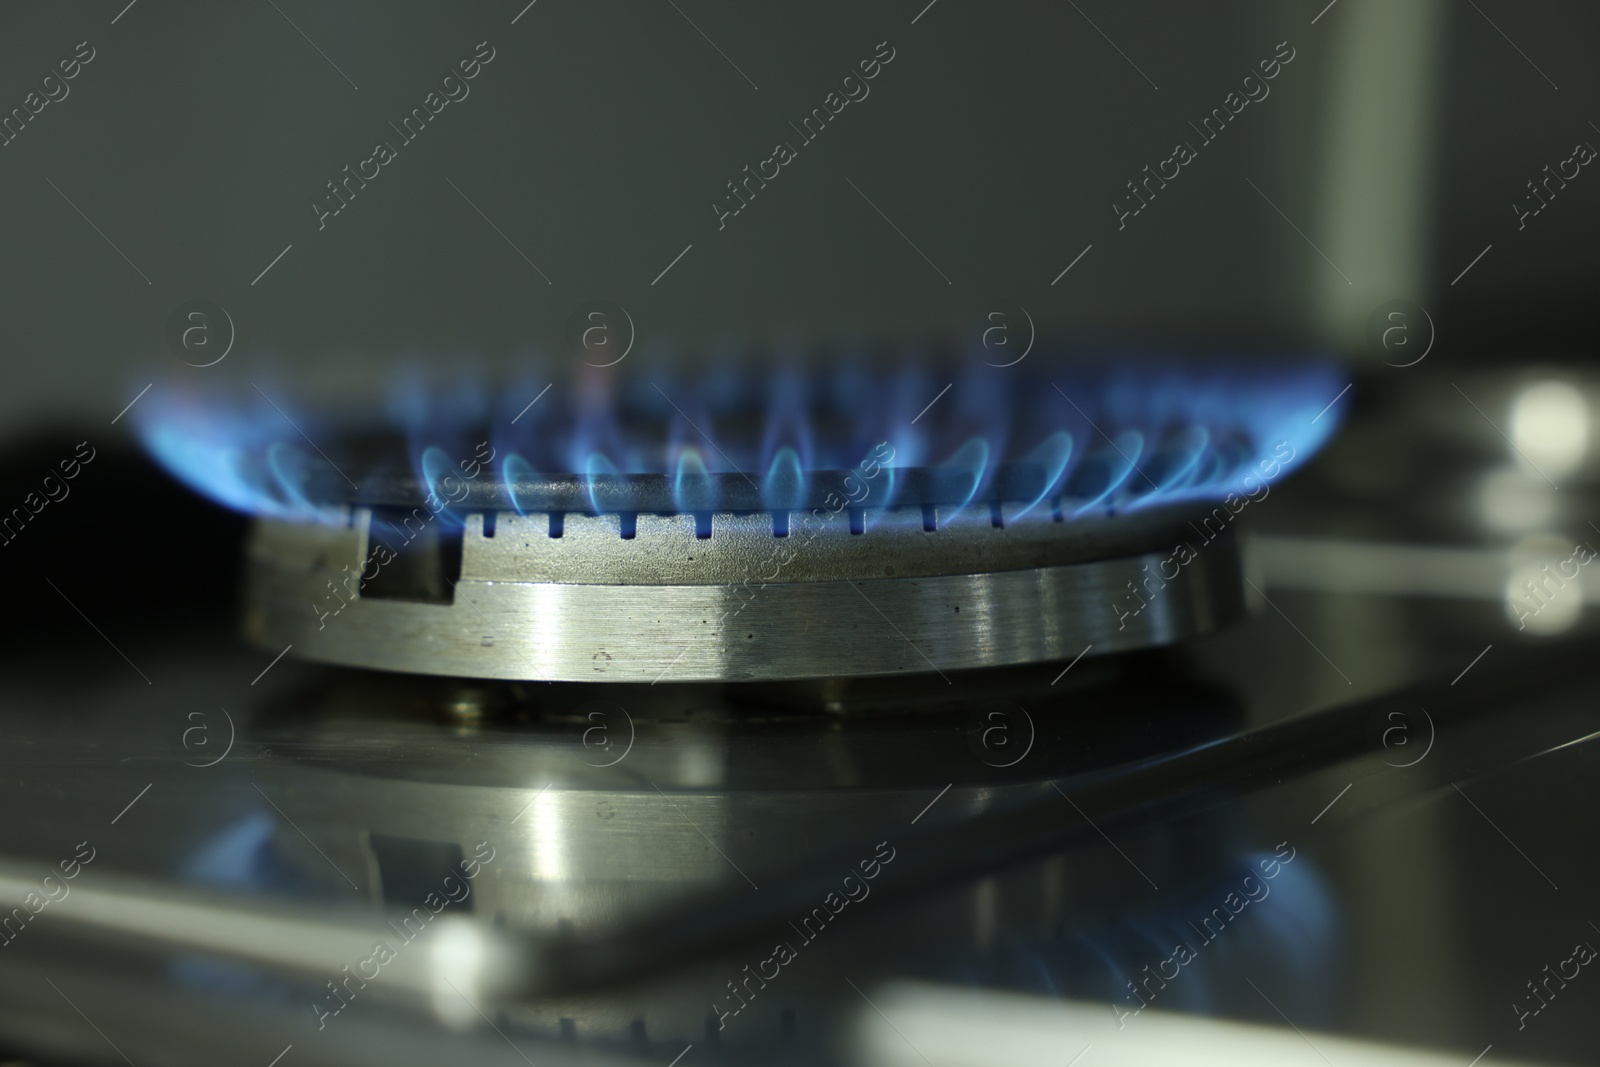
(2, 367), (1597, 1067)
(4, 417), (1599, 1067)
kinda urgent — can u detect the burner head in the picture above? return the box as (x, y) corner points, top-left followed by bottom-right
(244, 493), (1245, 682)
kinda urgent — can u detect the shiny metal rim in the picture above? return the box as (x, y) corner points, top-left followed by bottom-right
(244, 514), (1243, 681)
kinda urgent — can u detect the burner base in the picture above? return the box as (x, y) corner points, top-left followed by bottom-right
(244, 506), (1244, 682)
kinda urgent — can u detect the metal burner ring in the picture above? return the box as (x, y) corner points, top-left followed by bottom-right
(245, 499), (1244, 682)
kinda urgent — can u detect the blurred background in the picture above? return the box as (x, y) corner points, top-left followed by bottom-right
(0, 0), (1595, 424)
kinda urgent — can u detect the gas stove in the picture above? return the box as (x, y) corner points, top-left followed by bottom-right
(2, 360), (1598, 1067)
(6, 0), (1599, 1061)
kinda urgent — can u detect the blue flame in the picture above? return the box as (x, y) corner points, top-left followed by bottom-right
(938, 437), (989, 526)
(764, 446), (807, 536)
(673, 447), (716, 537)
(1014, 431), (1073, 519)
(135, 358), (1346, 525)
(1068, 430), (1144, 516)
(584, 451), (620, 517)
(139, 389), (346, 524)
(503, 452), (539, 515)
(419, 445), (467, 527)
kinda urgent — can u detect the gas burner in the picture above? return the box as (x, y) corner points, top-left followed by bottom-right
(145, 358), (1341, 681)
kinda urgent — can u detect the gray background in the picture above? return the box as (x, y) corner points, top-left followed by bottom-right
(0, 0), (1596, 434)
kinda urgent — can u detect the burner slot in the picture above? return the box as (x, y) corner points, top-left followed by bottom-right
(452, 505), (1205, 585)
(360, 506), (463, 605)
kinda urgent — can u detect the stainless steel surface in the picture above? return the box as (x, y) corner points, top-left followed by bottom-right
(5, 618), (1595, 1063)
(244, 506), (1244, 681)
(249, 670), (1212, 931)
(0, 657), (1231, 1053)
